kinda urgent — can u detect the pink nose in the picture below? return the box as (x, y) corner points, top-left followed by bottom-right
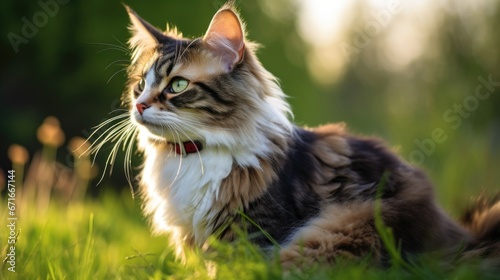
(136, 103), (150, 115)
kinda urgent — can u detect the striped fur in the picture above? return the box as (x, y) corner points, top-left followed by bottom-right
(100, 3), (500, 268)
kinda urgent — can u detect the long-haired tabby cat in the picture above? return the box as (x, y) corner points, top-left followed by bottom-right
(92, 3), (500, 269)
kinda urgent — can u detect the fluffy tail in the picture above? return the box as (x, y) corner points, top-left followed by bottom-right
(459, 196), (500, 266)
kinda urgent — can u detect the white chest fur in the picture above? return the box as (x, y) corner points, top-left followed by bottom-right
(140, 145), (233, 245)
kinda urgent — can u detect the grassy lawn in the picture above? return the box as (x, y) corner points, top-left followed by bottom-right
(1, 188), (498, 279)
(0, 108), (497, 279)
(1, 1), (499, 279)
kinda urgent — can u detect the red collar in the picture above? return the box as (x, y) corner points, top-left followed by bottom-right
(170, 140), (203, 156)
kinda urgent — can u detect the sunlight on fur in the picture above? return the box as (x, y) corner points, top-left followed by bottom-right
(86, 2), (500, 271)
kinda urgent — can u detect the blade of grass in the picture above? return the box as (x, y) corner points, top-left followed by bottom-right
(374, 172), (429, 277)
(79, 213), (95, 280)
(373, 173), (404, 267)
(237, 209), (280, 249)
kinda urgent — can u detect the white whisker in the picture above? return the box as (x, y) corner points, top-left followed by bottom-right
(79, 114), (129, 156)
(108, 108), (129, 114)
(105, 59), (130, 70)
(87, 41), (129, 53)
(123, 127), (139, 196)
(87, 120), (130, 155)
(174, 123), (205, 176)
(97, 47), (128, 54)
(110, 34), (129, 50)
(107, 68), (127, 84)
(177, 38), (201, 62)
(84, 110), (138, 188)
(166, 125), (184, 189)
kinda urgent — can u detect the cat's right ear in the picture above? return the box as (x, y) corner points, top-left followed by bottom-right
(203, 8), (245, 72)
(125, 5), (170, 60)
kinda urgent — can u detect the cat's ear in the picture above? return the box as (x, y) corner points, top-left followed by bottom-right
(203, 8), (245, 71)
(125, 5), (172, 59)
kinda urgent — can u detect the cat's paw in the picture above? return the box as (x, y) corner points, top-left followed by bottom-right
(279, 244), (322, 271)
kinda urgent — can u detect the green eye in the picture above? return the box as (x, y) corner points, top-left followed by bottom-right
(167, 77), (189, 94)
(137, 77), (146, 92)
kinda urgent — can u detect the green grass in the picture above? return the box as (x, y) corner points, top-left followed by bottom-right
(1, 189), (499, 279)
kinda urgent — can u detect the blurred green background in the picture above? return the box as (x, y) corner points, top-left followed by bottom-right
(1, 0), (500, 278)
(1, 0), (499, 211)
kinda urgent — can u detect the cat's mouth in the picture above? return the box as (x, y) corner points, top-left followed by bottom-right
(134, 115), (189, 143)
(133, 109), (163, 128)
(133, 114), (167, 136)
(138, 121), (166, 136)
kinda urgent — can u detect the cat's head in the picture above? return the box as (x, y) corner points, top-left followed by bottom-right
(125, 4), (292, 155)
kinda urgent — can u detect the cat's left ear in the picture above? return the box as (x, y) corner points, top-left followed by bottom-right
(203, 8), (245, 72)
(125, 5), (174, 62)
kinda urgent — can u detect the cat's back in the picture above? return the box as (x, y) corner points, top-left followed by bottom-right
(246, 124), (468, 256)
(243, 124), (396, 243)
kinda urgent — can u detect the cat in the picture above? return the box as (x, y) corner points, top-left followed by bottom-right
(91, 2), (500, 269)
